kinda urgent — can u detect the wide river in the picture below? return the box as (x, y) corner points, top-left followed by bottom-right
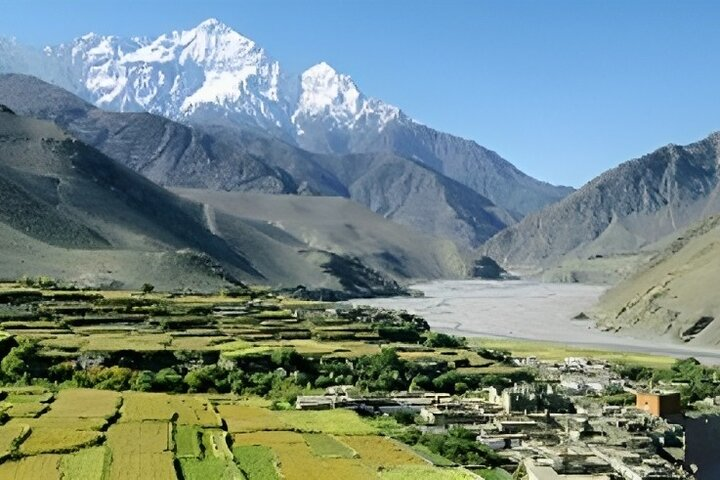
(352, 280), (720, 364)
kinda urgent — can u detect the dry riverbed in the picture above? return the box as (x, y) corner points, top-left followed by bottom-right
(352, 280), (720, 365)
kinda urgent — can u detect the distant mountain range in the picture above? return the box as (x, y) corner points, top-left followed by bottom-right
(0, 105), (468, 294)
(0, 18), (571, 225)
(0, 74), (511, 249)
(482, 132), (720, 279)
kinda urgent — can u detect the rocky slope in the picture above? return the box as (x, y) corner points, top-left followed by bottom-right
(0, 107), (413, 295)
(0, 19), (571, 216)
(173, 189), (468, 281)
(0, 74), (509, 248)
(592, 215), (720, 346)
(482, 132), (720, 277)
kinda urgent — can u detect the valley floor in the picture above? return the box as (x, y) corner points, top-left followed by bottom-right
(353, 280), (720, 365)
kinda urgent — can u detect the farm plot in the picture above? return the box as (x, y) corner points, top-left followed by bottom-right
(1, 401), (49, 418)
(338, 436), (426, 469)
(175, 425), (202, 458)
(232, 430), (382, 480)
(217, 405), (287, 433)
(19, 427), (102, 455)
(274, 409), (377, 435)
(0, 453), (63, 480)
(270, 441), (372, 480)
(303, 433), (356, 458)
(7, 416), (108, 431)
(380, 465), (477, 480)
(0, 423), (30, 459)
(233, 445), (280, 480)
(178, 429), (244, 480)
(106, 421), (172, 454)
(45, 388), (120, 419)
(59, 446), (109, 480)
(106, 422), (176, 480)
(121, 392), (220, 426)
(108, 452), (177, 480)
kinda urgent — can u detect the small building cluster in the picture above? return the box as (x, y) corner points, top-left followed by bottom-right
(297, 356), (697, 479)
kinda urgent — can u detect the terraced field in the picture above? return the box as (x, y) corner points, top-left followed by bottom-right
(0, 389), (475, 479)
(0, 282), (524, 478)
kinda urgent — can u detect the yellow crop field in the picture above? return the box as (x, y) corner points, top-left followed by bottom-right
(45, 388), (120, 419)
(0, 423), (30, 458)
(174, 396), (222, 426)
(217, 404), (287, 433)
(338, 436), (426, 469)
(120, 392), (220, 426)
(19, 427), (103, 455)
(0, 453), (63, 480)
(270, 440), (373, 480)
(107, 422), (172, 454)
(3, 401), (49, 418)
(10, 416), (108, 431)
(108, 452), (177, 480)
(120, 392), (176, 422)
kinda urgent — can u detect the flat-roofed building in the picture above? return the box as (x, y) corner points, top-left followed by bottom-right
(635, 391), (682, 418)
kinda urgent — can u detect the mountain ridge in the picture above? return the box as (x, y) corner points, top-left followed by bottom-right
(0, 73), (510, 248)
(482, 131), (720, 279)
(0, 106), (451, 295)
(0, 18), (572, 216)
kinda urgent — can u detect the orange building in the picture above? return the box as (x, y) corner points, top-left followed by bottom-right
(636, 391), (682, 418)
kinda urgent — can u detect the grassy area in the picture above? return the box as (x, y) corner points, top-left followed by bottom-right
(303, 433), (356, 458)
(233, 445), (280, 480)
(475, 467), (513, 480)
(175, 425), (202, 458)
(274, 410), (377, 435)
(178, 430), (243, 480)
(469, 337), (676, 369)
(380, 465), (476, 480)
(411, 444), (455, 466)
(59, 446), (109, 480)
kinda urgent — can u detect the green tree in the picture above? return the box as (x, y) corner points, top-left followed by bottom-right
(133, 371), (156, 391)
(1, 339), (41, 382)
(424, 332), (466, 348)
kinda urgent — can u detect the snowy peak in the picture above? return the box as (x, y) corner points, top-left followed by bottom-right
(293, 61), (401, 133)
(0, 18), (405, 142)
(296, 62), (363, 118)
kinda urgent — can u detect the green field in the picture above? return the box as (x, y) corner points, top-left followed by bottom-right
(470, 337), (676, 369)
(0, 390), (477, 479)
(303, 433), (356, 458)
(233, 445), (280, 480)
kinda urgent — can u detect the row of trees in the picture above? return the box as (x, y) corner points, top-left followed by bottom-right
(1, 338), (532, 400)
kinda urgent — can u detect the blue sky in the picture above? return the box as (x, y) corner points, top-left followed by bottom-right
(1, 0), (719, 187)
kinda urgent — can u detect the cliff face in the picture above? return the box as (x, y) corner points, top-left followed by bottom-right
(592, 216), (720, 346)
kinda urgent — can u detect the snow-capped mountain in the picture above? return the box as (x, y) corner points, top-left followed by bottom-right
(44, 19), (292, 135)
(0, 18), (572, 215)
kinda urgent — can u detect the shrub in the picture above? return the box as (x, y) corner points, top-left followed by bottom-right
(424, 332), (466, 349)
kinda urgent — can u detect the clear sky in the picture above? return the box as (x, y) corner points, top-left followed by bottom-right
(1, 0), (719, 187)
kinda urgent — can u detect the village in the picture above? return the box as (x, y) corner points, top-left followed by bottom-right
(298, 354), (718, 480)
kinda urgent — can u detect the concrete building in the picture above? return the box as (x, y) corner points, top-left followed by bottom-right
(523, 458), (611, 480)
(635, 391), (682, 418)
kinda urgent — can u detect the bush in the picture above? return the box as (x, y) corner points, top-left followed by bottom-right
(1, 339), (42, 382)
(424, 332), (466, 349)
(418, 427), (501, 466)
(74, 366), (134, 390)
(184, 365), (231, 393)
